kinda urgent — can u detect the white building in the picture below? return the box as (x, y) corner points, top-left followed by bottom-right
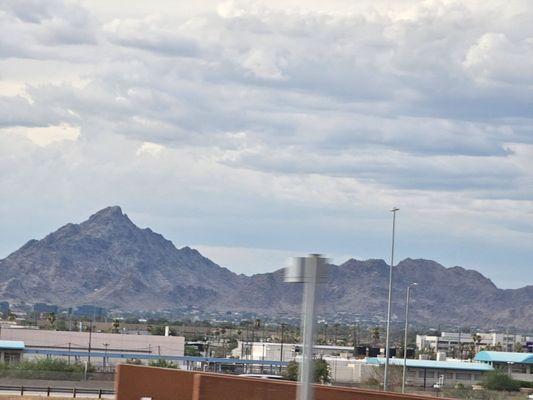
(416, 331), (532, 354)
(0, 326), (185, 366)
(231, 341), (356, 362)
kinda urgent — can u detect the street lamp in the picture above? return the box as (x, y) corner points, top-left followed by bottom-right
(402, 283), (418, 394)
(384, 207), (399, 391)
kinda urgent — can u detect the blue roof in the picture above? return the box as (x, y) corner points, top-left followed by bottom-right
(24, 349), (288, 366)
(0, 340), (25, 350)
(475, 351), (533, 364)
(366, 358), (493, 372)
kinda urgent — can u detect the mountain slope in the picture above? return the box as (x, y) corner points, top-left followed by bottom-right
(0, 206), (531, 328)
(0, 206), (242, 310)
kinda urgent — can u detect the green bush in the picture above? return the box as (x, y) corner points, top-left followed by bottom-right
(516, 380), (533, 389)
(0, 358), (94, 380)
(282, 359), (331, 384)
(148, 359), (178, 369)
(482, 371), (521, 392)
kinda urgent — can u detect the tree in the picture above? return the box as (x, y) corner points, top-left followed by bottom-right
(284, 361), (299, 381)
(112, 319), (121, 333)
(483, 371), (521, 392)
(47, 313), (56, 327)
(314, 358), (331, 384)
(7, 312), (16, 322)
(471, 334), (482, 353)
(514, 342), (523, 352)
(282, 359), (331, 384)
(149, 325), (176, 336)
(371, 327), (380, 345)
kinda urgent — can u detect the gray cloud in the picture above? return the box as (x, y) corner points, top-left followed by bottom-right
(0, 0), (532, 287)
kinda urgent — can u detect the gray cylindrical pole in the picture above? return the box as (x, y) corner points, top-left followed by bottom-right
(384, 207), (399, 391)
(299, 256), (319, 400)
(402, 283), (416, 393)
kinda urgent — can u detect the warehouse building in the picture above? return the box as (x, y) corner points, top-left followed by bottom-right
(0, 326), (184, 366)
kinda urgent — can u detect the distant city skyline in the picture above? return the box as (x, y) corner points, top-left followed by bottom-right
(0, 0), (531, 288)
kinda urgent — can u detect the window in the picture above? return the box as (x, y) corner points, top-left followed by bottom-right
(3, 352), (21, 364)
(455, 372), (471, 380)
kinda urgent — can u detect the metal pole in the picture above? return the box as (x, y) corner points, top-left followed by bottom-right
(384, 207), (399, 391)
(280, 323), (285, 372)
(299, 256), (319, 400)
(402, 283), (417, 394)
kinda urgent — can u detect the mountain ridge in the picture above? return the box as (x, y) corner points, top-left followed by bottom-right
(0, 206), (531, 329)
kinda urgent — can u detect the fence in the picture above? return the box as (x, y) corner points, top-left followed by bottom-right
(0, 384), (114, 398)
(0, 369), (114, 381)
(116, 364), (453, 400)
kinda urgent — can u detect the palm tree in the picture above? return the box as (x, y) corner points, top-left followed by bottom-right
(371, 327), (381, 346)
(472, 334), (482, 353)
(7, 312), (16, 322)
(47, 312), (56, 327)
(112, 318), (120, 333)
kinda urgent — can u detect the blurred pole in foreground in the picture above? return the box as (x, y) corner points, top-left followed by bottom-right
(285, 254), (327, 400)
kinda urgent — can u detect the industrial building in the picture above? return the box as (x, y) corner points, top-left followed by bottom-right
(475, 351), (533, 382)
(365, 357), (493, 387)
(0, 326), (185, 366)
(231, 341), (359, 362)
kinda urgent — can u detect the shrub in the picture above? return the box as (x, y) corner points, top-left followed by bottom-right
(516, 380), (533, 389)
(482, 371), (521, 392)
(0, 358), (91, 380)
(148, 359), (178, 369)
(282, 359), (330, 384)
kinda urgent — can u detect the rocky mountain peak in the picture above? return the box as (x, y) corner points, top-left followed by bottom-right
(87, 206), (128, 224)
(0, 207), (531, 329)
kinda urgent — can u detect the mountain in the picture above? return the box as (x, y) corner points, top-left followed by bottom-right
(1, 206), (531, 329)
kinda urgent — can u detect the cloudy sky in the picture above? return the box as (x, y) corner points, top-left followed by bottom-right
(0, 0), (532, 288)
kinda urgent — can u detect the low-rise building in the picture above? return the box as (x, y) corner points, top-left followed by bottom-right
(0, 326), (184, 366)
(0, 340), (24, 364)
(475, 351), (533, 382)
(416, 331), (533, 355)
(365, 357), (493, 387)
(231, 341), (357, 362)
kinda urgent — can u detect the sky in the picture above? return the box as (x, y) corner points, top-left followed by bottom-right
(0, 0), (532, 288)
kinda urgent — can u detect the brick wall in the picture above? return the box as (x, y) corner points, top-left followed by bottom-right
(115, 364), (450, 400)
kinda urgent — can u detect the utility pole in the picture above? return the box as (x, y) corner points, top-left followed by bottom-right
(384, 207), (399, 392)
(402, 283), (417, 394)
(353, 322), (359, 356)
(280, 323), (286, 373)
(87, 310), (95, 366)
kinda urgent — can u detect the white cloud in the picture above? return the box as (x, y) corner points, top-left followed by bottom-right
(0, 0), (532, 288)
(136, 141), (165, 156)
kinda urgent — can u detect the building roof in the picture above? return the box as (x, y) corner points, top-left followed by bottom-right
(24, 348), (288, 366)
(0, 340), (25, 350)
(475, 351), (533, 364)
(366, 357), (493, 372)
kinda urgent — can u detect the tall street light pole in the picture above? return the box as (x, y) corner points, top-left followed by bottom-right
(402, 282), (418, 394)
(384, 207), (399, 391)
